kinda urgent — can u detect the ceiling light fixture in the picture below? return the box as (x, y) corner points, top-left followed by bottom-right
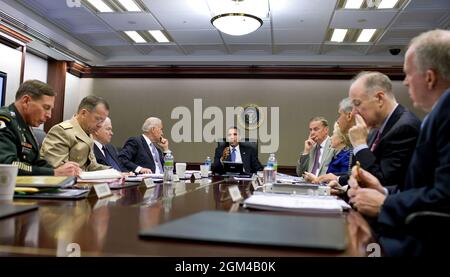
(124, 31), (146, 43)
(117, 0), (142, 12)
(210, 0), (263, 36)
(331, 29), (348, 42)
(86, 0), (113, 13)
(148, 30), (170, 43)
(357, 29), (377, 42)
(344, 0), (364, 9)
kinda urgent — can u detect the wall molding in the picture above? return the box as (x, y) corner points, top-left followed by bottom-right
(67, 62), (405, 80)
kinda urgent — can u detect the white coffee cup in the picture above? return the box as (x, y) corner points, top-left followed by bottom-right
(175, 163), (187, 178)
(0, 164), (18, 200)
(200, 164), (209, 178)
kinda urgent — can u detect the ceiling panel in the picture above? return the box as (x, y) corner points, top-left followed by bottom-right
(331, 10), (398, 29)
(168, 29), (222, 44)
(273, 29), (326, 44)
(229, 44), (272, 55)
(182, 44), (228, 55)
(392, 10), (449, 29)
(97, 13), (162, 31)
(5, 0), (449, 66)
(405, 0), (450, 10)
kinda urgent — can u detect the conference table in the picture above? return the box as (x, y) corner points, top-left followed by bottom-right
(0, 176), (375, 257)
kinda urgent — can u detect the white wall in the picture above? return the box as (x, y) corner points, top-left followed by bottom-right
(64, 74), (92, 120)
(23, 52), (48, 82)
(0, 43), (22, 105)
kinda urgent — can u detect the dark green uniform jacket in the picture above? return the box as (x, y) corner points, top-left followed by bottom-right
(0, 104), (54, 175)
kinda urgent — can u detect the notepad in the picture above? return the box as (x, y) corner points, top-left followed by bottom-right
(140, 211), (347, 251)
(243, 193), (350, 214)
(78, 169), (122, 180)
(16, 176), (76, 188)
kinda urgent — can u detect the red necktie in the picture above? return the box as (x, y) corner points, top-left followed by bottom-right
(370, 130), (382, 152)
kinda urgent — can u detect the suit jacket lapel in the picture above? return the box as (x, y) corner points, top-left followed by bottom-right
(106, 144), (121, 166)
(140, 136), (155, 163)
(240, 144), (250, 171)
(378, 105), (404, 142)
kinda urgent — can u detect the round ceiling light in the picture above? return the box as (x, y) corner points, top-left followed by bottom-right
(211, 13), (263, 36)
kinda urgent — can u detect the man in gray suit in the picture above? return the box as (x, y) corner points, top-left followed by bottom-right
(296, 116), (334, 177)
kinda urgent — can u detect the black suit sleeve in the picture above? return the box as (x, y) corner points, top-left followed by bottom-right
(212, 145), (225, 173)
(356, 124), (419, 187)
(379, 103), (450, 231)
(250, 148), (263, 173)
(118, 138), (140, 172)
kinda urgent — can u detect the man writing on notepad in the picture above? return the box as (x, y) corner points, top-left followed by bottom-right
(0, 80), (79, 176)
(40, 96), (110, 172)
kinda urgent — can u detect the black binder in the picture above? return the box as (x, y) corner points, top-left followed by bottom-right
(0, 204), (38, 219)
(140, 211), (347, 251)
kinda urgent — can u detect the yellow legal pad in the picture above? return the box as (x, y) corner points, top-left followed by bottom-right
(15, 176), (76, 188)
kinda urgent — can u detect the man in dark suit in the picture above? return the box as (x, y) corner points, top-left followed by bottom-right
(118, 117), (169, 174)
(92, 117), (125, 172)
(348, 29), (450, 255)
(341, 71), (421, 189)
(212, 126), (263, 174)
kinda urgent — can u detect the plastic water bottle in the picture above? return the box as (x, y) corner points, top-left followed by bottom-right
(267, 153), (278, 172)
(205, 156), (212, 171)
(266, 153), (277, 183)
(163, 151), (174, 183)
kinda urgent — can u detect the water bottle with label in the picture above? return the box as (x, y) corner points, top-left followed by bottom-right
(205, 156), (212, 171)
(163, 151), (174, 183)
(266, 153), (277, 183)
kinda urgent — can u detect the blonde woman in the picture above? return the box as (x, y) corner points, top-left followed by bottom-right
(303, 122), (351, 183)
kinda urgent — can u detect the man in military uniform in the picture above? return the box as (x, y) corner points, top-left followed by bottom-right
(0, 80), (80, 176)
(40, 95), (111, 171)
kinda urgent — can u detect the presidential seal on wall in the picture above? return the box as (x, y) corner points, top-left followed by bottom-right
(238, 104), (262, 130)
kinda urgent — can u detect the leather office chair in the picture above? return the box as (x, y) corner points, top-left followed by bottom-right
(31, 127), (46, 150)
(405, 211), (450, 255)
(217, 138), (258, 153)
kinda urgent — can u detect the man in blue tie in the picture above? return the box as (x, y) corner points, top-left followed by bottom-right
(118, 117), (169, 174)
(212, 126), (263, 174)
(93, 117), (125, 172)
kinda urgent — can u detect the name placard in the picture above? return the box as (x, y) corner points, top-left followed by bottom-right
(228, 185), (243, 202)
(193, 172), (202, 180)
(172, 174), (180, 182)
(144, 178), (155, 189)
(88, 183), (112, 199)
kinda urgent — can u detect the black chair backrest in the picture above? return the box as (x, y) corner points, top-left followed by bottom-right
(217, 138), (258, 153)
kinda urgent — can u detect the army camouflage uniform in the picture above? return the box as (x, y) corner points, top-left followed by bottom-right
(0, 104), (54, 175)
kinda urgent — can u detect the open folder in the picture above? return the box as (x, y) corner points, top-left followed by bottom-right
(140, 211), (347, 251)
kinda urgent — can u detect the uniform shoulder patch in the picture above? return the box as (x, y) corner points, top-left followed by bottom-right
(59, 122), (73, 130)
(0, 115), (11, 123)
(0, 120), (6, 129)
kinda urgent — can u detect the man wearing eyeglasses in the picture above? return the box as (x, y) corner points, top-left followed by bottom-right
(40, 95), (111, 171)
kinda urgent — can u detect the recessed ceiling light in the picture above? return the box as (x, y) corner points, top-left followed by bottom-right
(124, 31), (146, 43)
(357, 29), (377, 42)
(378, 0), (399, 9)
(86, 0), (113, 13)
(331, 29), (348, 42)
(117, 0), (142, 12)
(148, 30), (170, 43)
(344, 0), (364, 9)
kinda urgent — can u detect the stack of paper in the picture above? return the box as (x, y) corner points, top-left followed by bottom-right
(243, 193), (350, 214)
(78, 169), (122, 180)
